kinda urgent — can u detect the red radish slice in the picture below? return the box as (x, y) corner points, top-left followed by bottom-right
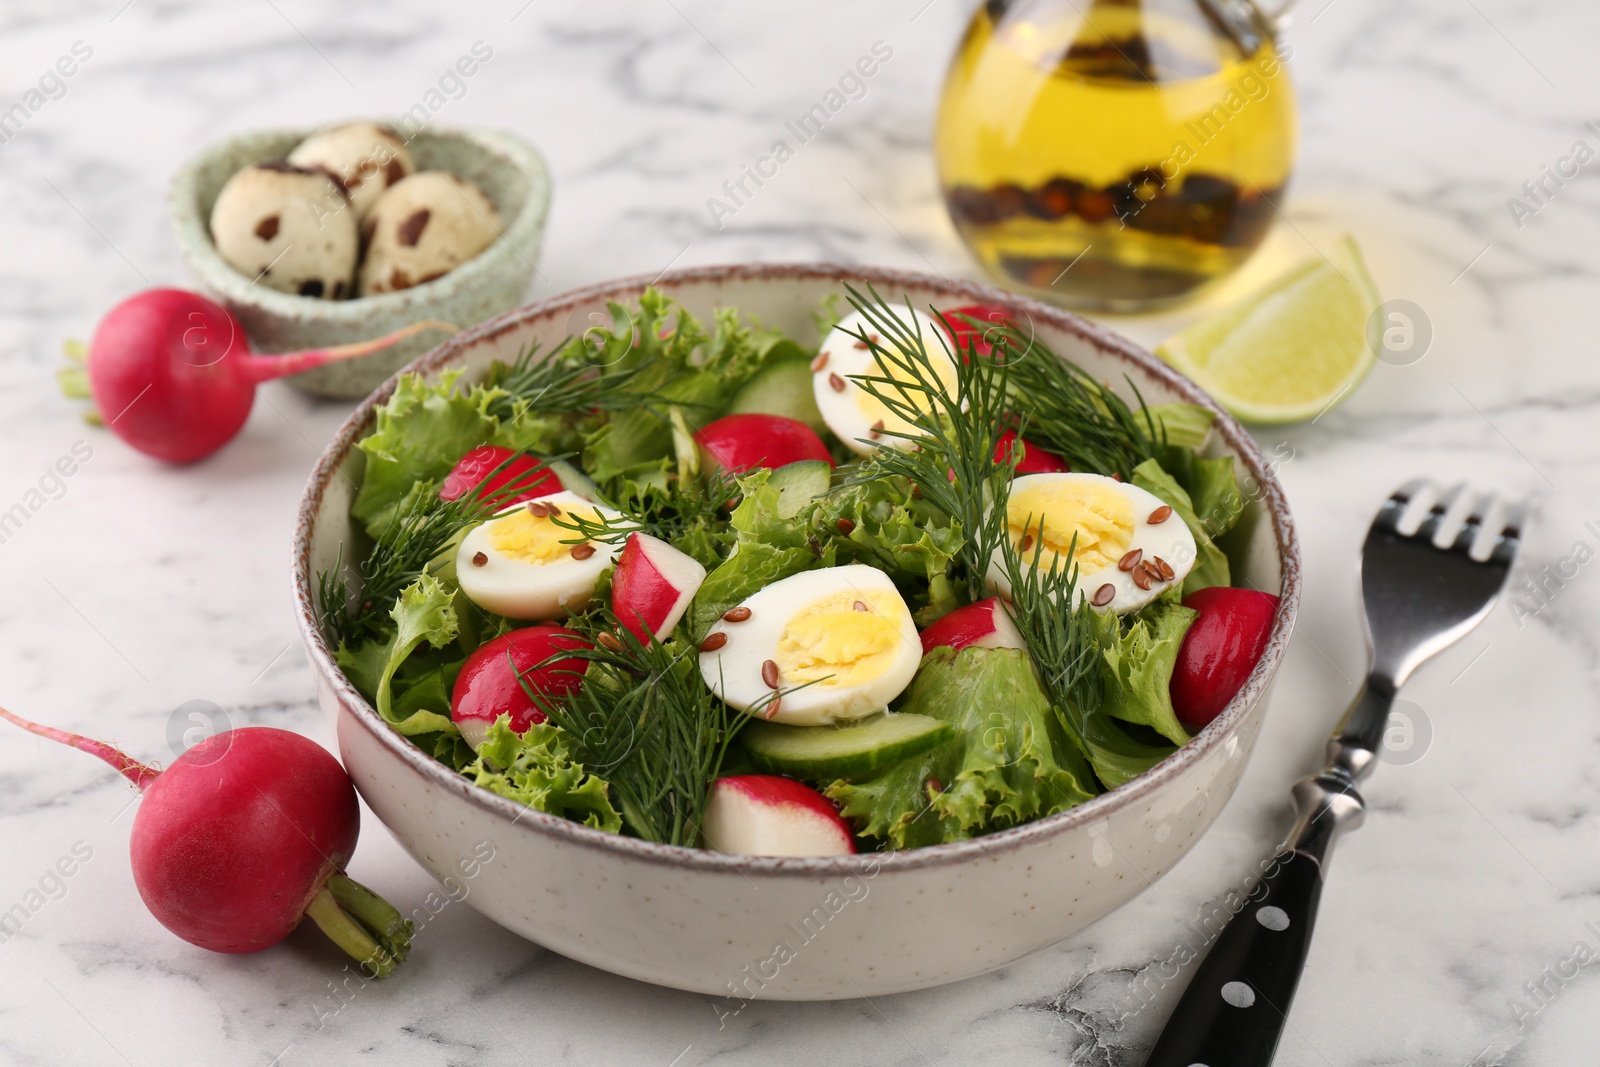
(439, 445), (561, 506)
(451, 625), (590, 751)
(694, 413), (834, 474)
(995, 429), (1069, 474)
(918, 597), (1026, 655)
(702, 775), (856, 857)
(1171, 587), (1281, 729)
(83, 289), (454, 464)
(0, 708), (411, 977)
(611, 532), (707, 642)
(942, 303), (1017, 358)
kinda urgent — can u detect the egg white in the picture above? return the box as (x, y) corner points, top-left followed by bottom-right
(698, 564), (921, 726)
(987, 473), (1198, 614)
(812, 307), (958, 457)
(456, 490), (622, 620)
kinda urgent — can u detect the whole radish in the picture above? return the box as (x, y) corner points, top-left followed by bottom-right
(83, 288), (454, 464)
(0, 707), (411, 977)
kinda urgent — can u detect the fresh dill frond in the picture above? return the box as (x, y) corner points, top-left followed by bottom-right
(547, 470), (737, 568)
(996, 533), (1104, 754)
(838, 284), (1015, 603)
(523, 612), (742, 847)
(975, 315), (1164, 480)
(482, 338), (644, 419)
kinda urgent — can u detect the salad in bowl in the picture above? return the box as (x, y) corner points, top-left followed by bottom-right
(315, 284), (1277, 858)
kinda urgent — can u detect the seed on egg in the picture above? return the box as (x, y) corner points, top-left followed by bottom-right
(700, 631), (728, 653)
(570, 543), (596, 560)
(455, 490), (622, 621)
(760, 659), (780, 689)
(1148, 505), (1172, 524)
(1092, 583), (1116, 607)
(810, 352), (828, 371)
(1118, 548), (1142, 572)
(722, 606), (752, 623)
(828, 373), (847, 393)
(812, 307), (959, 459)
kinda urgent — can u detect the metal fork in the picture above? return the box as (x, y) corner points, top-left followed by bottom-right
(1145, 480), (1526, 1066)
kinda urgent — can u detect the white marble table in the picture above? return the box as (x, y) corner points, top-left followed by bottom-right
(1, 1), (1595, 1063)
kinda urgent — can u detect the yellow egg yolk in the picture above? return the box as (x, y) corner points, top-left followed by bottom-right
(1007, 480), (1134, 574)
(775, 589), (905, 687)
(853, 344), (960, 440)
(486, 505), (600, 564)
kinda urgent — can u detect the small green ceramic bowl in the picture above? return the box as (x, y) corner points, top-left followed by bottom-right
(169, 124), (551, 399)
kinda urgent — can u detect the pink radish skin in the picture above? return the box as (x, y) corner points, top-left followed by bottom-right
(86, 288), (454, 464)
(451, 625), (590, 751)
(995, 429), (1069, 475)
(0, 707), (411, 977)
(694, 413), (835, 474)
(610, 532), (707, 642)
(439, 445), (562, 506)
(702, 775), (856, 857)
(919, 597), (1026, 655)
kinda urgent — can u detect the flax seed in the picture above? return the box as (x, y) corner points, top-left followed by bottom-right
(699, 631), (728, 653)
(1019, 534), (1034, 553)
(763, 696), (781, 720)
(721, 606), (752, 623)
(1148, 505), (1172, 525)
(828, 373), (846, 393)
(853, 600), (869, 612)
(761, 659), (780, 689)
(810, 352), (828, 372)
(1152, 556), (1175, 581)
(1131, 563), (1154, 590)
(1117, 548), (1142, 572)
(1092, 583), (1116, 607)
(597, 632), (623, 652)
(836, 517), (856, 534)
(570, 543), (596, 560)
(471, 551), (488, 567)
(526, 502), (549, 518)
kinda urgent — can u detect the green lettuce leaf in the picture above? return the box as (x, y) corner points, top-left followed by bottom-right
(826, 646), (1095, 850)
(1157, 444), (1244, 541)
(1143, 403), (1215, 449)
(688, 470), (832, 634)
(335, 573), (463, 739)
(1083, 713), (1178, 790)
(466, 718), (622, 832)
(1132, 458), (1230, 594)
(810, 475), (963, 625)
(1093, 602), (1196, 746)
(350, 370), (564, 540)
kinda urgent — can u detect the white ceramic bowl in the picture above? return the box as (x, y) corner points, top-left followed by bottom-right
(291, 264), (1300, 1000)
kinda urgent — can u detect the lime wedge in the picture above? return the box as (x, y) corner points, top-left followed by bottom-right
(1156, 236), (1381, 424)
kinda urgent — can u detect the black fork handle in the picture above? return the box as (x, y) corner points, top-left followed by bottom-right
(1143, 849), (1324, 1067)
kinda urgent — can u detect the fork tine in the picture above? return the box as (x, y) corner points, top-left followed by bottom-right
(1450, 493), (1497, 555)
(1373, 478), (1432, 535)
(1414, 482), (1467, 544)
(1489, 500), (1529, 566)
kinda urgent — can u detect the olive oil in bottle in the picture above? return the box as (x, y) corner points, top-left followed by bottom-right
(936, 0), (1298, 310)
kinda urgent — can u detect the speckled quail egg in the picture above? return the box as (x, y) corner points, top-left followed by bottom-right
(208, 163), (358, 299)
(358, 172), (501, 296)
(286, 122), (414, 220)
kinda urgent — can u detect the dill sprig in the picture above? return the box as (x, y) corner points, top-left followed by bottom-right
(317, 454), (560, 647)
(838, 284), (1014, 603)
(522, 613), (743, 846)
(482, 338), (644, 419)
(996, 533), (1104, 751)
(976, 315), (1164, 480)
(545, 470), (737, 569)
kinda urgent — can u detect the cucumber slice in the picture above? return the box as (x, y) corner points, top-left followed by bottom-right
(740, 713), (954, 780)
(767, 460), (832, 518)
(545, 458), (602, 501)
(727, 358), (826, 434)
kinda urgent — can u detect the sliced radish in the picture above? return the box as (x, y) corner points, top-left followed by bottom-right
(1171, 587), (1280, 729)
(702, 775), (856, 857)
(694, 413), (834, 474)
(451, 626), (590, 751)
(942, 303), (1017, 358)
(919, 597), (1026, 655)
(995, 429), (1069, 474)
(439, 445), (562, 506)
(611, 532), (707, 642)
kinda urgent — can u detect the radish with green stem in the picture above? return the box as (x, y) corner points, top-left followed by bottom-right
(0, 707), (412, 977)
(72, 288), (455, 464)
